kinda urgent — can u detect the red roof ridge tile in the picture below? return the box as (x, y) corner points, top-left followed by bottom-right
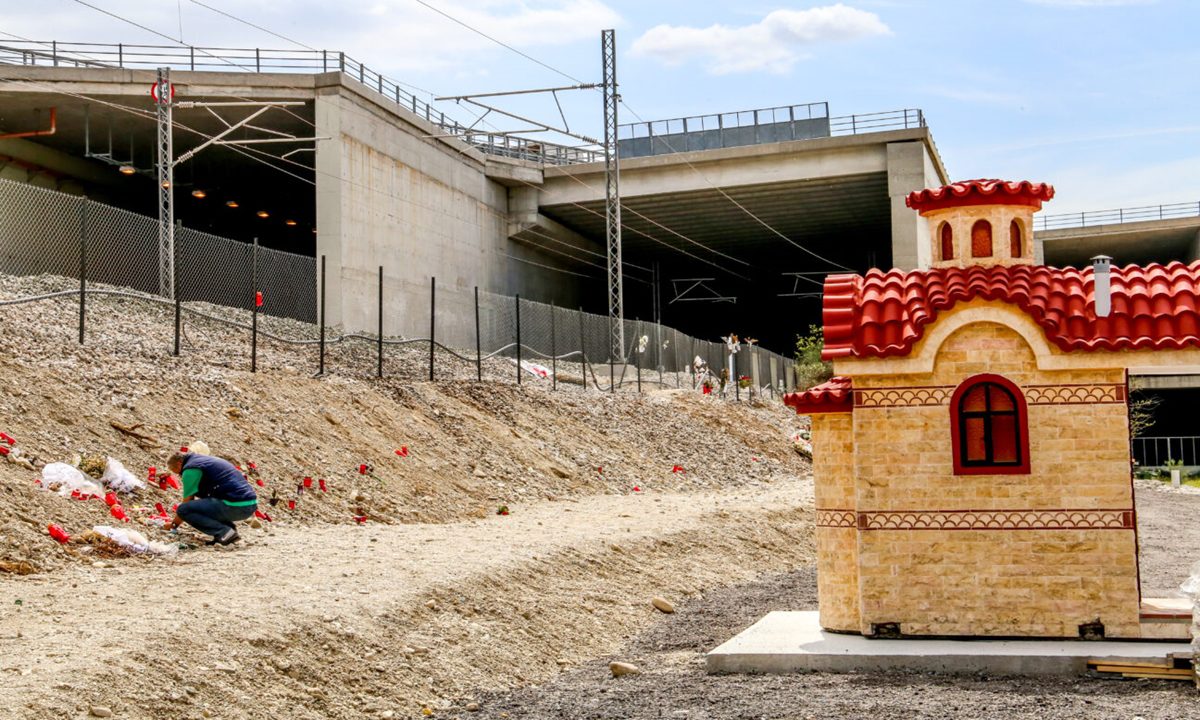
(906, 179), (1055, 213)
(783, 376), (853, 415)
(822, 261), (1200, 360)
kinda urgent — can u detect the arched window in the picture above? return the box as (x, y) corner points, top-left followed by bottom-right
(971, 220), (993, 258)
(950, 374), (1030, 475)
(939, 222), (954, 261)
(1009, 220), (1023, 258)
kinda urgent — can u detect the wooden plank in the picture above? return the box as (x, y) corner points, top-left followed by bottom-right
(1099, 662), (1190, 676)
(1121, 671), (1193, 681)
(1088, 660), (1176, 671)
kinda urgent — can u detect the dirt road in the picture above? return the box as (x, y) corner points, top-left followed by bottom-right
(0, 478), (814, 719)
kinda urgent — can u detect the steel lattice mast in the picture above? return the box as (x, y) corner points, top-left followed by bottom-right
(155, 66), (174, 299)
(601, 29), (623, 362)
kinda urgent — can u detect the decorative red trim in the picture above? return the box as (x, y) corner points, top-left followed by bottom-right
(856, 508), (1134, 531)
(815, 509), (857, 528)
(784, 376), (853, 415)
(949, 374), (1031, 476)
(854, 383), (1126, 409)
(1023, 383), (1127, 405)
(906, 179), (1055, 214)
(855, 386), (955, 408)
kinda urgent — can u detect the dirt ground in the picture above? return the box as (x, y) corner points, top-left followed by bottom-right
(472, 486), (1200, 720)
(5, 276), (1200, 719)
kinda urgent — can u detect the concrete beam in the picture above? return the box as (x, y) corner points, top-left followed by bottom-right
(541, 128), (935, 207)
(0, 136), (111, 186)
(1038, 217), (1200, 268)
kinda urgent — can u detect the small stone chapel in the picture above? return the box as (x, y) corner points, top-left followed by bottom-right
(786, 178), (1200, 639)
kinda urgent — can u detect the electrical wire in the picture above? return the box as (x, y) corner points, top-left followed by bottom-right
(120, 1), (751, 279)
(619, 100), (853, 272)
(409, 0), (587, 86)
(19, 5), (756, 283)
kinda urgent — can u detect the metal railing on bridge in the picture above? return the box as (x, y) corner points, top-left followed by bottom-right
(0, 39), (601, 165)
(1034, 201), (1200, 232)
(616, 103), (925, 158)
(0, 40), (925, 166)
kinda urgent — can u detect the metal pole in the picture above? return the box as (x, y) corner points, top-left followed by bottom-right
(318, 255), (326, 375)
(635, 319), (641, 393)
(551, 305), (557, 391)
(172, 220), (182, 357)
(690, 336), (696, 388)
(515, 294), (522, 386)
(475, 286), (482, 382)
(578, 306), (587, 390)
(251, 238), (259, 372)
(377, 265), (384, 379)
(78, 199), (87, 344)
(429, 277), (436, 382)
(155, 67), (174, 299)
(601, 29), (624, 365)
(734, 347), (740, 402)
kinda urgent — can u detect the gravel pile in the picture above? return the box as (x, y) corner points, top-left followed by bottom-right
(0, 272), (809, 574)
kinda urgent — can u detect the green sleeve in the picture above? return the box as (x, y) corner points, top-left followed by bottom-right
(181, 468), (202, 498)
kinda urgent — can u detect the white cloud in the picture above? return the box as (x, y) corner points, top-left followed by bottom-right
(629, 4), (890, 75)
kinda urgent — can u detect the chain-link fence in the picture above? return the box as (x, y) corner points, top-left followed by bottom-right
(0, 179), (798, 398)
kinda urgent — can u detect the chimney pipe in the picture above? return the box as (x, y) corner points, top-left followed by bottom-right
(1092, 255), (1112, 318)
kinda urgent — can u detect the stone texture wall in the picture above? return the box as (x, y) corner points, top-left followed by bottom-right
(812, 413), (858, 632)
(815, 305), (1144, 638)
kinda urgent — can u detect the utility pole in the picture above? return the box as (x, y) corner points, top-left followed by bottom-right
(152, 68), (321, 303)
(155, 67), (174, 298)
(601, 28), (623, 363)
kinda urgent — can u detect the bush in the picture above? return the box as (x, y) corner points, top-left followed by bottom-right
(794, 324), (833, 391)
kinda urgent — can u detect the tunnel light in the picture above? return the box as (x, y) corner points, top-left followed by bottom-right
(191, 189), (207, 199)
(118, 165), (136, 176)
(256, 210), (270, 219)
(285, 219), (297, 226)
(225, 200), (239, 208)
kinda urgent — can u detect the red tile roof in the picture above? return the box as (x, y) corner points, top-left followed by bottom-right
(784, 376), (853, 414)
(822, 262), (1200, 360)
(906, 179), (1055, 213)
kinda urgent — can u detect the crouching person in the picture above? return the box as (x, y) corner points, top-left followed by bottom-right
(164, 450), (257, 545)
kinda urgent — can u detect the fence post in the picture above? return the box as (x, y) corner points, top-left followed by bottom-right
(635, 319), (642, 393)
(550, 305), (557, 391)
(578, 306), (587, 390)
(251, 238), (259, 373)
(173, 220), (182, 357)
(429, 277), (436, 382)
(78, 198), (87, 345)
(474, 286), (482, 382)
(734, 346), (740, 402)
(318, 254), (326, 376)
(377, 265), (383, 379)
(690, 337), (696, 388)
(515, 294), (522, 386)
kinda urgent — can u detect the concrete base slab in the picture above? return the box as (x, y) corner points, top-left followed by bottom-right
(707, 612), (1191, 676)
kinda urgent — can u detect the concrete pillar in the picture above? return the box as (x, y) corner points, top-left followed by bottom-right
(886, 141), (938, 271)
(314, 89), (344, 328)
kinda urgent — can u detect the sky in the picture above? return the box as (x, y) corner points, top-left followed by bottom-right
(4, 0), (1199, 216)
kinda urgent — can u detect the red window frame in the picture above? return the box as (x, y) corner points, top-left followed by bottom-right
(949, 373), (1031, 475)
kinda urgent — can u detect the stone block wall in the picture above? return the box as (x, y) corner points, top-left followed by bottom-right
(815, 311), (1142, 638)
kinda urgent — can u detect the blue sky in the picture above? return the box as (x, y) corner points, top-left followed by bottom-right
(7, 0), (1199, 215)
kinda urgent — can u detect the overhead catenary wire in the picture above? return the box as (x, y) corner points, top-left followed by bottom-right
(85, 0), (753, 279)
(30, 3), (756, 284)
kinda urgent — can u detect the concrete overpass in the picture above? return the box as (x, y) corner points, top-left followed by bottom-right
(0, 40), (957, 351)
(1035, 204), (1200, 268)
